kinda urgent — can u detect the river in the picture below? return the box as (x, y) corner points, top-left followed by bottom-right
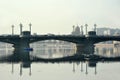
(0, 42), (120, 80)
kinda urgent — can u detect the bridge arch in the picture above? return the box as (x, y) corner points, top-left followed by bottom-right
(94, 40), (120, 44)
(30, 39), (76, 50)
(30, 40), (76, 59)
(0, 42), (13, 48)
(29, 35), (86, 44)
(0, 42), (14, 55)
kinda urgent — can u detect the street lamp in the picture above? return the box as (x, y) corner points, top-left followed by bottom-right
(11, 25), (14, 35)
(81, 25), (83, 35)
(72, 25), (75, 32)
(94, 24), (97, 32)
(19, 23), (23, 35)
(29, 23), (32, 34)
(85, 24), (88, 35)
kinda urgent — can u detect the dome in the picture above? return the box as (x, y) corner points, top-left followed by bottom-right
(75, 26), (80, 32)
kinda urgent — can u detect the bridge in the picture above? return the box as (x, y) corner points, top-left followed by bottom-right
(1, 23), (120, 54)
(0, 30), (120, 54)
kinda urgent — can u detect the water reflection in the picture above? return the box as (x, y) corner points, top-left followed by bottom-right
(95, 44), (120, 57)
(0, 43), (120, 77)
(30, 41), (76, 58)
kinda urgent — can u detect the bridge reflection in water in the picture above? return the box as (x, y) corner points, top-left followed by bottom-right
(0, 43), (120, 76)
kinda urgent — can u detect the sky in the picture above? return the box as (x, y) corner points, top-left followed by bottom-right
(0, 0), (120, 34)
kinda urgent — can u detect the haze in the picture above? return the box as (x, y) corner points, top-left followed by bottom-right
(0, 0), (120, 34)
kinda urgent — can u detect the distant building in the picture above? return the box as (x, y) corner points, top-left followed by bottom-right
(97, 28), (120, 44)
(97, 28), (120, 36)
(71, 25), (80, 35)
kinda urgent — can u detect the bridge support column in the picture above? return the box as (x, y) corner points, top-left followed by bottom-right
(76, 42), (95, 55)
(76, 44), (85, 54)
(13, 40), (30, 61)
(13, 42), (30, 52)
(84, 42), (95, 54)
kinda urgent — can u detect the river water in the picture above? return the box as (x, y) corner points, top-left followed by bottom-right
(0, 42), (120, 80)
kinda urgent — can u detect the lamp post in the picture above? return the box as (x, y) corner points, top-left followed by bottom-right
(72, 25), (75, 32)
(19, 23), (23, 35)
(94, 24), (97, 32)
(85, 24), (88, 35)
(11, 25), (14, 35)
(81, 25), (83, 35)
(29, 23), (32, 35)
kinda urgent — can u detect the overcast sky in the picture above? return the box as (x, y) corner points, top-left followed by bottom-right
(0, 0), (120, 34)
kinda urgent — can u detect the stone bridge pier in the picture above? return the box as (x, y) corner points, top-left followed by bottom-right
(13, 40), (30, 61)
(13, 40), (30, 52)
(12, 31), (31, 61)
(76, 42), (95, 55)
